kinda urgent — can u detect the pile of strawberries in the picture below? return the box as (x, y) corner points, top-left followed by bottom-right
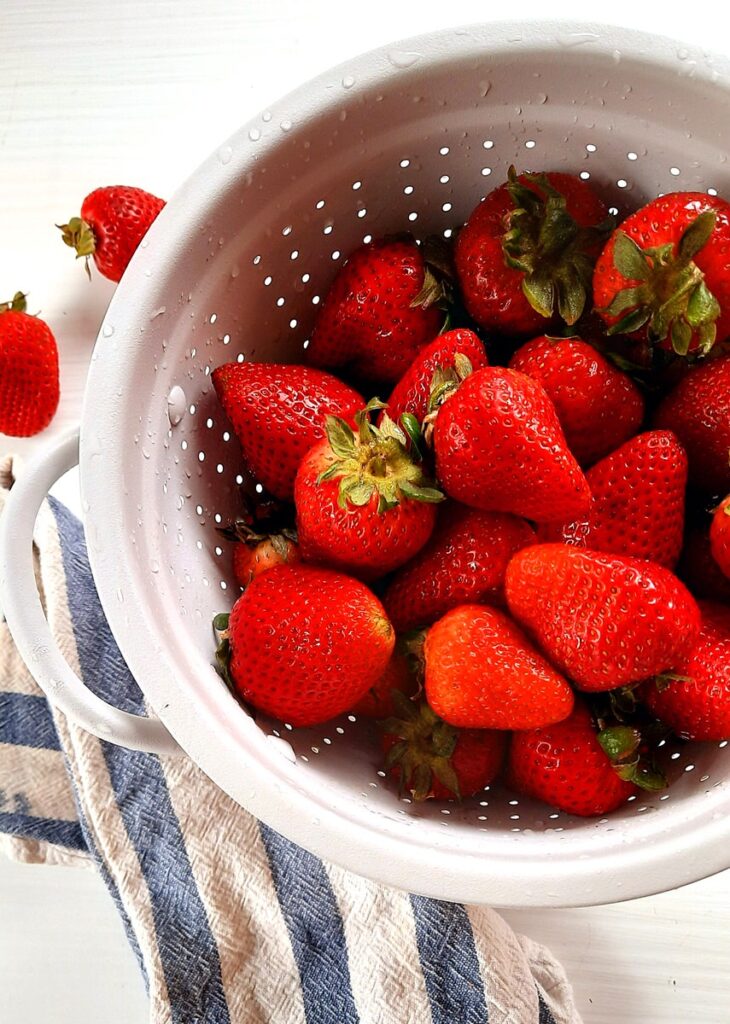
(211, 168), (730, 818)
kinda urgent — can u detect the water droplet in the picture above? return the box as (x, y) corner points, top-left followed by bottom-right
(167, 385), (186, 426)
(176, 495), (184, 511)
(116, 588), (124, 603)
(479, 80), (491, 98)
(102, 324), (114, 338)
(280, 119), (292, 132)
(82, 498), (90, 513)
(248, 127), (261, 142)
(142, 447), (151, 459)
(262, 110), (272, 122)
(537, 92), (548, 104)
(387, 50), (422, 69)
(557, 31), (599, 47)
(342, 74), (356, 89)
(217, 144), (233, 164)
(230, 265), (240, 279)
(150, 559), (160, 574)
(150, 306), (166, 320)
(677, 47), (690, 60)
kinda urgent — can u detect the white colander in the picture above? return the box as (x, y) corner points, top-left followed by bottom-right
(3, 21), (730, 909)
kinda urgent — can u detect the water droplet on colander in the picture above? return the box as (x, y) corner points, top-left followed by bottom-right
(262, 110), (272, 122)
(167, 385), (187, 426)
(612, 49), (622, 64)
(677, 47), (690, 60)
(217, 144), (233, 164)
(479, 80), (491, 98)
(142, 447), (151, 460)
(387, 50), (421, 69)
(102, 324), (114, 338)
(116, 588), (124, 603)
(150, 306), (166, 321)
(176, 495), (184, 511)
(537, 92), (548, 104)
(143, 268), (152, 277)
(150, 559), (160, 574)
(342, 74), (356, 89)
(248, 127), (261, 142)
(556, 31), (599, 47)
(230, 265), (240, 279)
(280, 119), (292, 132)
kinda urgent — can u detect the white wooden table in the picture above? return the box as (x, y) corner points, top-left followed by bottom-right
(2, 3), (730, 1021)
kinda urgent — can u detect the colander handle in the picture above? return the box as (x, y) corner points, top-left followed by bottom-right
(0, 428), (181, 756)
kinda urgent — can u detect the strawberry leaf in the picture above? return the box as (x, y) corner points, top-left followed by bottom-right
(670, 319), (693, 356)
(678, 210), (717, 261)
(453, 352), (473, 381)
(398, 480), (445, 503)
(325, 416), (356, 459)
(399, 412), (424, 460)
(522, 273), (555, 319)
(597, 725), (641, 762)
(612, 231), (651, 281)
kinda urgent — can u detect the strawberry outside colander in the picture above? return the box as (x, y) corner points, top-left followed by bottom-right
(3, 21), (730, 909)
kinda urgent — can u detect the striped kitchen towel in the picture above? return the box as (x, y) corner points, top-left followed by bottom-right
(0, 454), (581, 1024)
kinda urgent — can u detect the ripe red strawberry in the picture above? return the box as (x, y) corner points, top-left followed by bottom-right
(58, 185), (165, 282)
(710, 496), (730, 579)
(0, 293), (59, 437)
(652, 354), (730, 493)
(294, 403), (441, 580)
(677, 523), (730, 603)
(224, 564), (394, 726)
(212, 362), (363, 501)
(432, 366), (591, 522)
(593, 193), (730, 354)
(540, 431), (687, 569)
(306, 237), (445, 384)
(382, 505), (535, 632)
(643, 601), (730, 741)
(506, 700), (637, 817)
(424, 605), (574, 730)
(505, 545), (700, 692)
(381, 695), (507, 800)
(383, 328), (488, 427)
(508, 336), (645, 466)
(351, 651), (417, 718)
(454, 168), (611, 336)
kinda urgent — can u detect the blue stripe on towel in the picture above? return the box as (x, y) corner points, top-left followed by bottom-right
(50, 498), (229, 1024)
(409, 895), (489, 1024)
(0, 810), (86, 850)
(0, 692), (61, 750)
(259, 822), (359, 1024)
(538, 989), (558, 1023)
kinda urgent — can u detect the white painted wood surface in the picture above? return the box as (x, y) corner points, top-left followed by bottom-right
(2, 2), (730, 1021)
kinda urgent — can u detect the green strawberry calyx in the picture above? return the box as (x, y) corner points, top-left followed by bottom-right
(502, 166), (615, 326)
(0, 292), (28, 314)
(597, 723), (667, 792)
(218, 517), (297, 556)
(380, 691), (461, 801)
(57, 216), (97, 280)
(212, 612), (236, 694)
(421, 352), (473, 445)
(318, 398), (444, 513)
(602, 210), (721, 356)
(410, 234), (456, 312)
